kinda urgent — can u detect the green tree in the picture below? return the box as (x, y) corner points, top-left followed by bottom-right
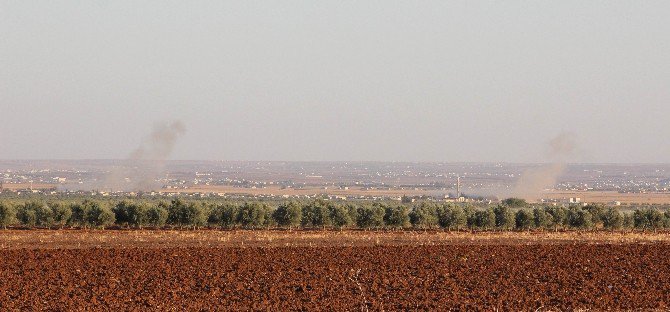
(261, 205), (276, 228)
(567, 207), (593, 230)
(463, 205), (478, 229)
(383, 205), (410, 229)
(545, 206), (568, 231)
(113, 201), (149, 228)
(273, 202), (303, 229)
(356, 204), (385, 229)
(437, 204), (467, 230)
(183, 203), (208, 228)
(84, 201), (115, 229)
(622, 212), (634, 229)
(0, 203), (16, 229)
(602, 207), (623, 230)
(633, 208), (665, 231)
(17, 206), (37, 227)
(17, 202), (53, 228)
(329, 204), (353, 229)
(502, 198), (528, 208)
(647, 209), (666, 230)
(219, 204), (240, 228)
(209, 203), (240, 228)
(146, 205), (168, 227)
(346, 204), (359, 226)
(515, 209), (534, 230)
(69, 202), (89, 227)
(112, 201), (132, 226)
(409, 202), (439, 229)
(238, 202), (269, 229)
(473, 208), (496, 230)
(493, 205), (515, 230)
(167, 199), (188, 227)
(584, 204), (606, 228)
(127, 203), (150, 228)
(50, 202), (72, 228)
(301, 200), (332, 229)
(532, 207), (551, 229)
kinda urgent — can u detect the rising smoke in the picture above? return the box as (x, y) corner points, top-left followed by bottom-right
(100, 121), (186, 192)
(511, 132), (577, 201)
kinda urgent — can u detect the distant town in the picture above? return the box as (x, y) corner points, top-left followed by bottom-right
(1, 160), (669, 205)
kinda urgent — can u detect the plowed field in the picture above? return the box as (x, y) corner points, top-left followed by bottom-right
(1, 241), (669, 311)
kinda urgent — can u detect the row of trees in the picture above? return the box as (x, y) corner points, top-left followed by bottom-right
(1, 199), (670, 231)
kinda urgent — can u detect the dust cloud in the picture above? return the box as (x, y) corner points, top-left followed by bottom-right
(99, 121), (186, 192)
(511, 132), (577, 201)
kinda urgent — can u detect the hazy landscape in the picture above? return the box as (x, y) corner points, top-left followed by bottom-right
(2, 1), (669, 310)
(3, 160), (670, 204)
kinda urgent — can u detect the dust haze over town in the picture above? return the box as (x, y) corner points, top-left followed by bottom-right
(4, 2), (670, 311)
(1, 2), (669, 203)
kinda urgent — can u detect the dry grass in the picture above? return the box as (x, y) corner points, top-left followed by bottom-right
(1, 229), (669, 250)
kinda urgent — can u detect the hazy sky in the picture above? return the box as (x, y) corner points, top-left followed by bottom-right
(1, 1), (669, 163)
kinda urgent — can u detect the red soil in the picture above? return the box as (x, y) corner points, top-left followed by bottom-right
(1, 244), (668, 311)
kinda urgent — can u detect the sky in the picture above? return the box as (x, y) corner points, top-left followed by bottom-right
(1, 1), (669, 163)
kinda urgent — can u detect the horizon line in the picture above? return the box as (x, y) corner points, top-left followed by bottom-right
(0, 159), (669, 166)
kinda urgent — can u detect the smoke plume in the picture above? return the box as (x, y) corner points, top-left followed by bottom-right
(100, 121), (186, 192)
(511, 132), (577, 201)
(128, 121), (186, 161)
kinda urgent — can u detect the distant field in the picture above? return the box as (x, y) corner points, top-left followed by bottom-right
(6, 182), (670, 204)
(159, 187), (670, 204)
(161, 184), (434, 197)
(542, 190), (670, 205)
(0, 183), (56, 191)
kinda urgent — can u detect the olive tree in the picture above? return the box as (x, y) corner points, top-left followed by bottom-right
(238, 202), (269, 229)
(622, 212), (634, 229)
(113, 201), (149, 228)
(301, 200), (332, 229)
(409, 202), (439, 229)
(502, 198), (528, 208)
(146, 205), (169, 228)
(17, 201), (53, 228)
(356, 204), (385, 229)
(383, 205), (410, 229)
(329, 204), (354, 229)
(493, 205), (515, 230)
(167, 199), (188, 227)
(514, 209), (534, 230)
(219, 204), (240, 228)
(112, 201), (132, 226)
(69, 202), (89, 227)
(633, 208), (665, 231)
(50, 202), (72, 228)
(602, 207), (623, 230)
(566, 207), (593, 230)
(437, 204), (467, 231)
(17, 204), (36, 227)
(545, 206), (568, 231)
(209, 203), (240, 228)
(273, 201), (303, 229)
(84, 201), (115, 229)
(584, 204), (606, 228)
(472, 208), (496, 230)
(128, 203), (150, 228)
(183, 203), (208, 229)
(0, 203), (16, 229)
(532, 207), (551, 229)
